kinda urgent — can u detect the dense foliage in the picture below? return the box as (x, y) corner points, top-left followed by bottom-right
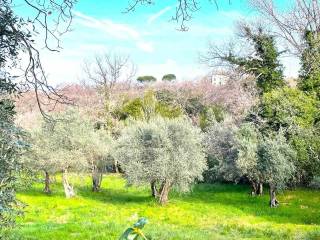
(25, 111), (114, 197)
(0, 99), (26, 227)
(260, 87), (318, 131)
(204, 119), (297, 207)
(298, 30), (320, 100)
(113, 90), (182, 121)
(223, 26), (285, 94)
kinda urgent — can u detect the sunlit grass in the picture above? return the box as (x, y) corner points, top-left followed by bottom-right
(6, 174), (320, 239)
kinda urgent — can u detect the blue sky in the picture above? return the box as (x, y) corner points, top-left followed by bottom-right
(16, 0), (299, 85)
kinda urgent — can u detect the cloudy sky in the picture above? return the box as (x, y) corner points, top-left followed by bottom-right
(16, 0), (300, 85)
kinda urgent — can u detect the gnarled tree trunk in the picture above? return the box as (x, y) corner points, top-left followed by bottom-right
(159, 180), (171, 205)
(62, 169), (75, 198)
(150, 180), (158, 198)
(92, 167), (103, 192)
(43, 171), (51, 194)
(269, 184), (279, 207)
(251, 182), (263, 196)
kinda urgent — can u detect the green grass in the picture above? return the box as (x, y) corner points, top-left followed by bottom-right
(5, 174), (320, 239)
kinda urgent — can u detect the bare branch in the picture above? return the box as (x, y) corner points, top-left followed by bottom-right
(2, 0), (76, 120)
(125, 0), (222, 31)
(82, 52), (137, 101)
(250, 0), (320, 55)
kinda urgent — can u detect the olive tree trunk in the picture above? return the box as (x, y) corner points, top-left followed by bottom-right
(92, 167), (103, 192)
(43, 171), (51, 194)
(159, 180), (171, 205)
(62, 169), (75, 198)
(258, 183), (263, 195)
(251, 182), (263, 196)
(114, 159), (119, 173)
(269, 184), (279, 207)
(150, 180), (159, 198)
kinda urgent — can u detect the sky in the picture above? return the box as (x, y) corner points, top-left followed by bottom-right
(15, 0), (300, 85)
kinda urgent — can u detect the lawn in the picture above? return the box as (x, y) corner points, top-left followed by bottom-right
(5, 174), (320, 240)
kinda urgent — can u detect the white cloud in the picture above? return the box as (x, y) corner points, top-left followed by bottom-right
(136, 41), (154, 53)
(147, 6), (172, 24)
(73, 11), (154, 53)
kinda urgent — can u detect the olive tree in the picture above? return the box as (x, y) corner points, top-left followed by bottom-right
(79, 127), (114, 192)
(26, 110), (114, 197)
(256, 133), (296, 207)
(235, 123), (262, 195)
(203, 117), (239, 183)
(24, 127), (60, 194)
(35, 114), (88, 198)
(204, 119), (296, 207)
(114, 117), (207, 205)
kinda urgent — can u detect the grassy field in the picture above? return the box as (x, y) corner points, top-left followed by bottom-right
(5, 174), (320, 240)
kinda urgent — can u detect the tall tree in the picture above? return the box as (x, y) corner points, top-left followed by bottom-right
(256, 132), (296, 207)
(83, 53), (136, 109)
(298, 30), (320, 100)
(250, 0), (320, 56)
(203, 25), (285, 94)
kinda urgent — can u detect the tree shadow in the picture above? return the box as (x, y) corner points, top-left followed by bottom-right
(178, 183), (320, 226)
(76, 185), (154, 205)
(18, 178), (320, 227)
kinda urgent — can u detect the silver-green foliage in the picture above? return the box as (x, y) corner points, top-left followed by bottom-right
(236, 123), (261, 185)
(256, 132), (296, 190)
(204, 119), (296, 205)
(115, 117), (207, 196)
(0, 105), (26, 227)
(203, 118), (239, 182)
(26, 110), (114, 195)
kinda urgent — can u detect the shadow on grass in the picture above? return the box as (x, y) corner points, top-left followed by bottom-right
(19, 177), (320, 227)
(178, 183), (320, 226)
(77, 181), (320, 226)
(20, 183), (152, 206)
(76, 185), (153, 205)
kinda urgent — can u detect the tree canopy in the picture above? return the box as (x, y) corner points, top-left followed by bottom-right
(115, 117), (207, 204)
